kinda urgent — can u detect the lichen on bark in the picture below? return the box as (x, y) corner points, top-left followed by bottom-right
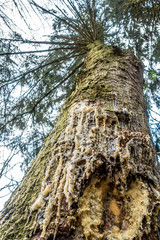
(0, 41), (160, 240)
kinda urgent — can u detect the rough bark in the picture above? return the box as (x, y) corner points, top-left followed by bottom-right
(0, 41), (160, 240)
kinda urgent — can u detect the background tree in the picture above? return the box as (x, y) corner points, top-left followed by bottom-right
(0, 0), (160, 239)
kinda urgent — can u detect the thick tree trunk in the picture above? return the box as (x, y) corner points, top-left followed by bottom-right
(0, 41), (160, 240)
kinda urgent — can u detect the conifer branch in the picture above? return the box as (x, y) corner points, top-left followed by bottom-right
(0, 61), (84, 130)
(0, 51), (83, 88)
(0, 46), (79, 56)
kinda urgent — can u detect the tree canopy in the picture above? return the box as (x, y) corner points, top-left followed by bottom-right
(0, 0), (160, 196)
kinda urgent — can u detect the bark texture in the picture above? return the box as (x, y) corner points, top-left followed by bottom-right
(0, 41), (160, 240)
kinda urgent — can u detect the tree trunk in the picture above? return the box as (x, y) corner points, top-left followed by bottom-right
(0, 41), (160, 240)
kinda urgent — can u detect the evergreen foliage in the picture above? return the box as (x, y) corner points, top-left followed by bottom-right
(0, 0), (159, 194)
